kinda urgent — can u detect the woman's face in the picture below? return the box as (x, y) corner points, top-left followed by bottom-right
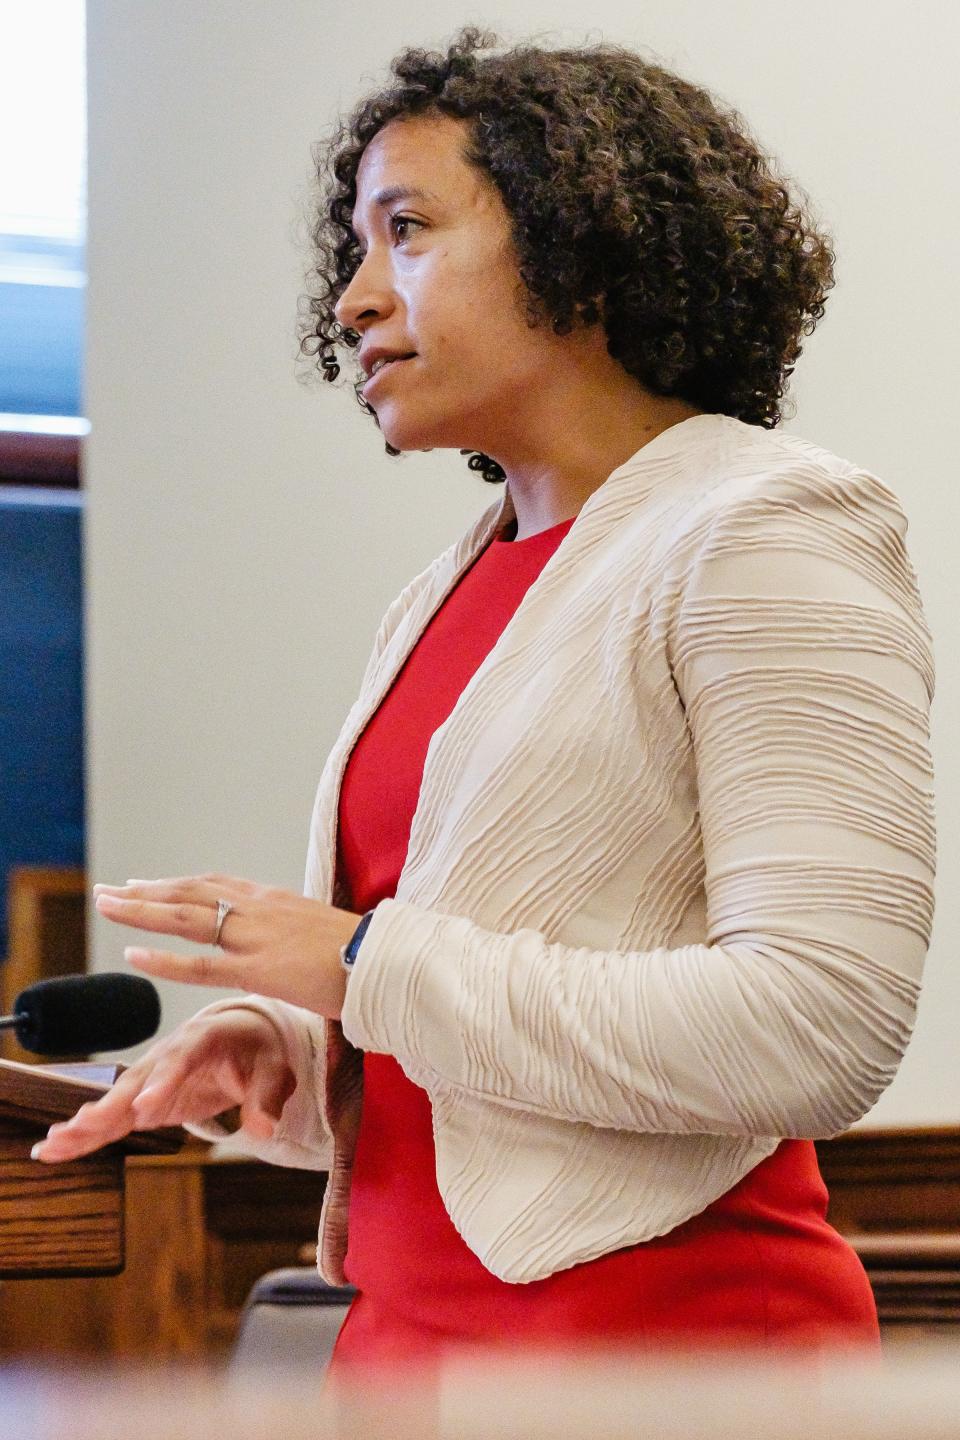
(335, 113), (563, 459)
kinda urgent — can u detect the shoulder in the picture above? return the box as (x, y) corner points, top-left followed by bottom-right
(661, 417), (914, 561)
(650, 419), (931, 682)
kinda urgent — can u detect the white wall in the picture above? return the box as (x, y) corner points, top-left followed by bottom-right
(84, 1), (958, 1125)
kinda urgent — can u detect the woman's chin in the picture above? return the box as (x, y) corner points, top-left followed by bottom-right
(378, 417), (460, 456)
(374, 399), (486, 458)
(375, 412), (425, 454)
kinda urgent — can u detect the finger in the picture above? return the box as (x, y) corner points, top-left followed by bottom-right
(132, 1052), (264, 1132)
(241, 1061), (297, 1138)
(94, 895), (220, 941)
(239, 1100), (276, 1139)
(125, 874), (242, 891)
(95, 876), (227, 898)
(33, 1047), (187, 1161)
(118, 873), (255, 895)
(126, 946), (238, 988)
(128, 1056), (195, 1127)
(127, 1053), (238, 1129)
(239, 1083), (291, 1139)
(33, 1080), (146, 1162)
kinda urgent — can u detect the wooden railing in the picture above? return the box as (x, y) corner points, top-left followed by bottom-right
(817, 1127), (960, 1339)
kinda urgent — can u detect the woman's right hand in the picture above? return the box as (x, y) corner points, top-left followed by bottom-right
(31, 1008), (297, 1163)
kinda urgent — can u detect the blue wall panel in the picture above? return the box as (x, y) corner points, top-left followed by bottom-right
(0, 490), (86, 958)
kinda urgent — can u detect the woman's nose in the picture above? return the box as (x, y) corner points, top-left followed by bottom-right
(334, 252), (394, 331)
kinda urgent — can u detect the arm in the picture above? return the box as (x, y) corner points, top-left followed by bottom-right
(339, 468), (935, 1139)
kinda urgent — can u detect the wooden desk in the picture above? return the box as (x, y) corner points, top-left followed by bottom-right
(0, 1059), (179, 1278)
(0, 1144), (327, 1357)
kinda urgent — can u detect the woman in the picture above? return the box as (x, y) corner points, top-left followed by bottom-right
(36, 30), (935, 1378)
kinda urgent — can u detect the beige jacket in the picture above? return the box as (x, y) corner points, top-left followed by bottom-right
(192, 413), (936, 1286)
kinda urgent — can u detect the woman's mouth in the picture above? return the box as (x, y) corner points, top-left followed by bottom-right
(363, 354), (416, 393)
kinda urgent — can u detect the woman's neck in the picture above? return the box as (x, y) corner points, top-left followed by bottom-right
(472, 320), (703, 540)
(497, 394), (704, 541)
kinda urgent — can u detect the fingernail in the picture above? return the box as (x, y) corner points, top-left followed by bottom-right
(31, 1142), (45, 1160)
(125, 947), (150, 961)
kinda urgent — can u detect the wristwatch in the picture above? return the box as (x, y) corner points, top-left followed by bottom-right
(340, 909), (375, 972)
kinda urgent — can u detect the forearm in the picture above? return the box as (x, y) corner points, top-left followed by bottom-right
(339, 898), (924, 1139)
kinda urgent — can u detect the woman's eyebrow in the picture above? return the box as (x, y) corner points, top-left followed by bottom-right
(370, 184), (439, 208)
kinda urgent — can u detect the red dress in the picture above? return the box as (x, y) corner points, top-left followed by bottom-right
(327, 516), (880, 1379)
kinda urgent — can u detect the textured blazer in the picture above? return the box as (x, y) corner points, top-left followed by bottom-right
(192, 413), (936, 1286)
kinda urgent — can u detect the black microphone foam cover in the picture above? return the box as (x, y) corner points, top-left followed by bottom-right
(14, 972), (162, 1056)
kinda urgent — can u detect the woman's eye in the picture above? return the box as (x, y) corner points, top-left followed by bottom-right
(390, 214), (422, 244)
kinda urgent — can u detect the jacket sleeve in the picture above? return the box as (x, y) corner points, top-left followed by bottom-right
(182, 994), (333, 1169)
(338, 468), (936, 1140)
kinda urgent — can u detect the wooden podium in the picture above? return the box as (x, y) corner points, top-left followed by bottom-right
(0, 1059), (181, 1278)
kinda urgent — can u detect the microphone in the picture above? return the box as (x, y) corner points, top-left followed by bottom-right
(0, 972), (161, 1056)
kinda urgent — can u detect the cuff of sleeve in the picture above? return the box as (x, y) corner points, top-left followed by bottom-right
(181, 995), (331, 1166)
(339, 897), (481, 1069)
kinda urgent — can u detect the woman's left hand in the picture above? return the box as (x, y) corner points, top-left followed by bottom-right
(93, 874), (363, 1020)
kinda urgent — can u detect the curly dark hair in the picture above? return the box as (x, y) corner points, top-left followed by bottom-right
(297, 27), (837, 483)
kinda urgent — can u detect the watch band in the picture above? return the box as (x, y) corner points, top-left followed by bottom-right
(340, 909), (375, 971)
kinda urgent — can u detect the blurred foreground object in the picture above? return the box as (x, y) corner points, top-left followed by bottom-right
(4, 1343), (960, 1440)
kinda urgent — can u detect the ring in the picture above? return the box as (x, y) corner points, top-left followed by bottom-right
(213, 899), (234, 947)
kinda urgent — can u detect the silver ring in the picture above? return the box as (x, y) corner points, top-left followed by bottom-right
(213, 898), (234, 947)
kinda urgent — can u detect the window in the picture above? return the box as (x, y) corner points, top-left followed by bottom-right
(0, 0), (87, 485)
